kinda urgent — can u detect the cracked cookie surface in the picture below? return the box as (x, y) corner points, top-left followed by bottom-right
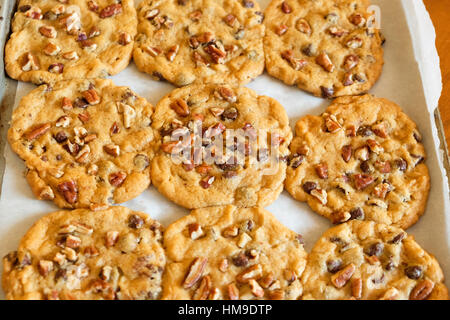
(162, 205), (307, 300)
(301, 220), (448, 300)
(151, 84), (292, 209)
(133, 0), (265, 86)
(2, 206), (165, 300)
(264, 0), (384, 98)
(8, 79), (154, 209)
(285, 95), (429, 229)
(5, 0), (136, 84)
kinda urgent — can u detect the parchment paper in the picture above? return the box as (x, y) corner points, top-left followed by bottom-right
(1, 0), (449, 299)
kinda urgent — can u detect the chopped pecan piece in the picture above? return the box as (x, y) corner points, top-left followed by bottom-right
(200, 175), (215, 189)
(105, 230), (119, 247)
(219, 259), (229, 272)
(166, 45), (179, 62)
(170, 99), (190, 117)
(331, 263), (355, 288)
(38, 260), (54, 276)
(22, 53), (40, 71)
(228, 283), (240, 300)
(216, 86), (237, 103)
(249, 279), (264, 297)
(82, 89), (100, 105)
(43, 43), (60, 56)
(328, 26), (348, 37)
(193, 276), (211, 300)
(48, 63), (64, 73)
(223, 14), (237, 27)
(343, 54), (359, 71)
(351, 278), (362, 299)
(109, 171), (127, 187)
(281, 1), (292, 14)
(311, 189), (327, 205)
(204, 44), (227, 64)
(184, 257), (208, 289)
(353, 174), (374, 190)
(236, 264), (262, 283)
(315, 163), (328, 179)
(39, 26), (57, 38)
(275, 24), (288, 36)
(341, 145), (352, 162)
(104, 144), (120, 157)
(349, 13), (366, 27)
(188, 223), (204, 240)
(324, 114), (341, 132)
(62, 51), (79, 60)
(346, 36), (363, 48)
(87, 0), (99, 12)
(373, 182), (391, 199)
(296, 18), (311, 35)
(99, 4), (122, 18)
(189, 10), (202, 21)
(118, 32), (132, 45)
(65, 234), (81, 249)
(281, 50), (307, 71)
(316, 52), (334, 72)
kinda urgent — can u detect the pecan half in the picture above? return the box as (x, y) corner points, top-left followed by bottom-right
(184, 257), (208, 289)
(82, 89), (100, 105)
(410, 279), (434, 300)
(316, 52), (335, 72)
(170, 99), (190, 117)
(26, 123), (51, 140)
(109, 172), (127, 187)
(57, 181), (78, 204)
(236, 264), (262, 283)
(228, 283), (240, 300)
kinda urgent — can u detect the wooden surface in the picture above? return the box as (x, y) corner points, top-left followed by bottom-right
(424, 0), (450, 152)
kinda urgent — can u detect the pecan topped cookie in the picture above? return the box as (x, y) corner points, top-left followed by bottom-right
(301, 220), (448, 300)
(8, 79), (154, 209)
(151, 84), (292, 209)
(264, 0), (384, 98)
(5, 0), (136, 84)
(285, 95), (429, 229)
(133, 0), (265, 86)
(162, 205), (307, 300)
(2, 207), (165, 300)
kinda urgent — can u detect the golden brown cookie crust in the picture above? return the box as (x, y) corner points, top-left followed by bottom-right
(285, 95), (430, 229)
(133, 0), (265, 86)
(2, 207), (165, 300)
(264, 0), (384, 98)
(151, 84), (292, 209)
(162, 205), (307, 300)
(8, 79), (154, 209)
(5, 0), (137, 84)
(301, 220), (449, 300)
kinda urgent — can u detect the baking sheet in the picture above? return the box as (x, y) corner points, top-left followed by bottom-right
(1, 0), (449, 299)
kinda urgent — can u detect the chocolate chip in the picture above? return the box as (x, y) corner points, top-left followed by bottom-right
(394, 158), (407, 172)
(19, 5), (31, 12)
(152, 71), (165, 81)
(326, 259), (342, 274)
(221, 107), (238, 121)
(320, 86), (334, 99)
(242, 0), (254, 8)
(43, 11), (57, 20)
(302, 181), (317, 194)
(360, 160), (372, 173)
(302, 43), (316, 57)
(55, 268), (67, 281)
(389, 232), (406, 244)
(405, 266), (423, 280)
(357, 126), (373, 136)
(128, 214), (144, 229)
(73, 98), (88, 109)
(232, 252), (249, 267)
(289, 154), (305, 168)
(54, 131), (68, 143)
(349, 207), (364, 220)
(365, 242), (384, 257)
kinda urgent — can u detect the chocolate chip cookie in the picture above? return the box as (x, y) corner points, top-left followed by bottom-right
(2, 206), (165, 300)
(5, 0), (136, 84)
(133, 0), (265, 86)
(151, 84), (292, 209)
(301, 220), (448, 300)
(8, 79), (154, 209)
(285, 95), (429, 229)
(162, 205), (307, 300)
(264, 0), (384, 98)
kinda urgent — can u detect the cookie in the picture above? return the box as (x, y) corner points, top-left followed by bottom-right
(264, 0), (384, 98)
(8, 79), (154, 209)
(133, 0), (265, 86)
(2, 206), (165, 300)
(5, 0), (136, 84)
(162, 205), (307, 300)
(301, 220), (448, 300)
(151, 84), (292, 209)
(285, 95), (429, 229)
